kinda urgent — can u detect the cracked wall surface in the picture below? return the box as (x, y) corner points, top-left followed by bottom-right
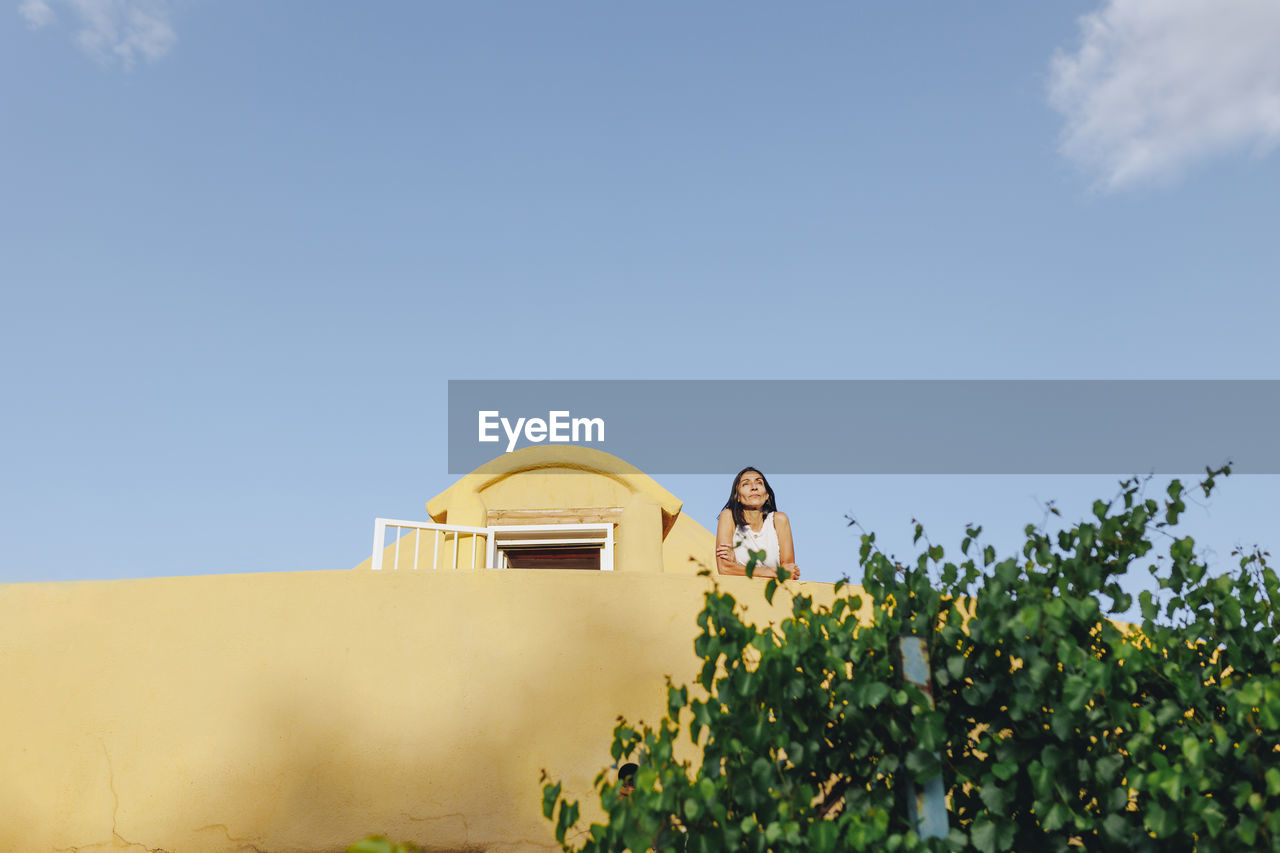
(1, 568), (836, 852)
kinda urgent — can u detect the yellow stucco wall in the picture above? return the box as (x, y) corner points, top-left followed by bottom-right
(3, 449), (833, 851)
(1, 569), (837, 853)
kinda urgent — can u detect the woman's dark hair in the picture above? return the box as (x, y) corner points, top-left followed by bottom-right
(723, 466), (778, 528)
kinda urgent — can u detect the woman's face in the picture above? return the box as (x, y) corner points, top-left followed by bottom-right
(736, 470), (769, 509)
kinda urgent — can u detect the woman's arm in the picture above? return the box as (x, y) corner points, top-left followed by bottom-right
(715, 509), (778, 577)
(774, 511), (800, 580)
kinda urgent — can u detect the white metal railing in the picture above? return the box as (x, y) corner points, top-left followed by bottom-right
(370, 519), (491, 571)
(370, 519), (614, 571)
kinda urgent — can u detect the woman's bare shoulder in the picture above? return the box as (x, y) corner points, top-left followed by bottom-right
(715, 511), (736, 548)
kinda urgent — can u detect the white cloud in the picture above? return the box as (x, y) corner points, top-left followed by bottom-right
(18, 0), (55, 28)
(16, 0), (176, 67)
(1048, 0), (1280, 190)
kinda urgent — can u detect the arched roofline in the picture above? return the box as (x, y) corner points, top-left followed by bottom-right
(426, 445), (684, 534)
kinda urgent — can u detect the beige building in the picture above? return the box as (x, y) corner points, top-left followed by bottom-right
(0, 446), (831, 853)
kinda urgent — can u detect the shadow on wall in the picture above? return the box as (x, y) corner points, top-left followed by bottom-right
(200, 573), (711, 851)
(1, 569), (732, 853)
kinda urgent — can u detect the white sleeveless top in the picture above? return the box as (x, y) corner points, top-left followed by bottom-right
(734, 513), (780, 570)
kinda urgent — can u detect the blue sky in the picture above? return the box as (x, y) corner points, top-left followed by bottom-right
(3, 2), (1278, 606)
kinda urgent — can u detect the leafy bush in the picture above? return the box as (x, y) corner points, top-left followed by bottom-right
(543, 469), (1280, 851)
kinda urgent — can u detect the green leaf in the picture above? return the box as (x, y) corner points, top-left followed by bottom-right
(858, 681), (890, 708)
(809, 821), (839, 852)
(1180, 736), (1202, 770)
(1029, 761), (1053, 799)
(1092, 754), (1124, 784)
(1202, 801), (1227, 837)
(905, 748), (939, 778)
(554, 799), (579, 844)
(1063, 674), (1093, 711)
(1267, 767), (1280, 797)
(541, 782), (561, 820)
(1042, 802), (1070, 831)
(667, 684), (688, 716)
(348, 839), (396, 853)
(1101, 813), (1129, 842)
(1238, 816), (1259, 845)
(979, 780), (1011, 814)
(1144, 801), (1176, 837)
(992, 759), (1018, 781)
(970, 817), (1012, 853)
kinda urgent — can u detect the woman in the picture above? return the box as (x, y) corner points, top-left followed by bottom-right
(716, 467), (799, 579)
